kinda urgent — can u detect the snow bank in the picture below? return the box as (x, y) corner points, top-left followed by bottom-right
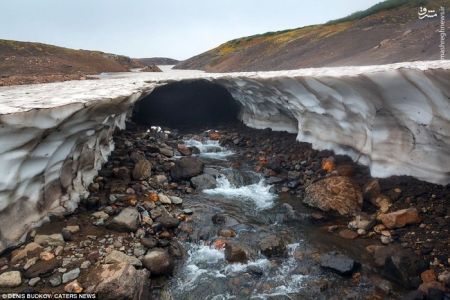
(0, 60), (449, 252)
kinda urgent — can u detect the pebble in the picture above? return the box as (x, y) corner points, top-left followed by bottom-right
(158, 193), (172, 204)
(28, 277), (41, 287)
(182, 209), (193, 215)
(80, 261), (91, 269)
(170, 196), (183, 205)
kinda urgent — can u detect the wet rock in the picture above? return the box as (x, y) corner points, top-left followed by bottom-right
(182, 209), (193, 215)
(24, 258), (60, 278)
(338, 229), (358, 240)
(177, 144), (192, 156)
(62, 268), (80, 283)
(204, 167), (220, 178)
(132, 159), (152, 181)
(225, 243), (248, 263)
(84, 263), (149, 300)
(34, 234), (65, 246)
(259, 235), (286, 257)
(11, 242), (43, 264)
(105, 250), (142, 267)
(0, 271), (22, 287)
(191, 174), (217, 190)
(378, 208), (421, 229)
(218, 228), (236, 238)
(142, 248), (174, 275)
(319, 252), (359, 276)
(157, 214), (180, 229)
(304, 176), (363, 216)
(170, 157), (204, 180)
(107, 207), (139, 232)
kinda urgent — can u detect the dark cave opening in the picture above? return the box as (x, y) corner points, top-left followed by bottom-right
(132, 79), (241, 128)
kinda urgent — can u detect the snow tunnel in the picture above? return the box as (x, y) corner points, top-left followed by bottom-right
(132, 79), (241, 128)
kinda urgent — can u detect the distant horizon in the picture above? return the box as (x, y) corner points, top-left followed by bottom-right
(1, 0), (382, 60)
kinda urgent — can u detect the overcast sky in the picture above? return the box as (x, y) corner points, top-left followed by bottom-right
(1, 0), (382, 60)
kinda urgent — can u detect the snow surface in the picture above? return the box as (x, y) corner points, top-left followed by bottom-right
(0, 61), (449, 252)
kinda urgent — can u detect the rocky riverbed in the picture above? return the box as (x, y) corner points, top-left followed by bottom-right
(0, 121), (448, 299)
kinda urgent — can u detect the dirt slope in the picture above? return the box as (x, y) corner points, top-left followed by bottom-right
(0, 40), (159, 86)
(175, 0), (448, 72)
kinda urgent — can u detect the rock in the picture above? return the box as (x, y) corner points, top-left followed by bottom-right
(157, 214), (180, 229)
(80, 261), (91, 269)
(437, 271), (450, 287)
(381, 248), (427, 288)
(378, 208), (421, 229)
(11, 242), (43, 264)
(363, 179), (381, 201)
(177, 144), (192, 156)
(319, 252), (359, 276)
(191, 174), (217, 190)
(338, 229), (358, 240)
(63, 225), (80, 233)
(225, 243), (248, 263)
(24, 258), (60, 278)
(107, 207), (139, 232)
(142, 249), (174, 275)
(141, 237), (158, 249)
(92, 211), (109, 220)
(182, 209), (193, 215)
(348, 213), (375, 231)
(218, 228), (236, 238)
(64, 280), (83, 293)
(0, 271), (22, 287)
(105, 250), (142, 267)
(28, 277), (40, 287)
(421, 269), (437, 283)
(170, 196), (183, 205)
(132, 159), (152, 181)
(372, 195), (392, 213)
(418, 281), (445, 296)
(170, 157), (204, 180)
(158, 193), (172, 204)
(259, 235), (286, 257)
(40, 251), (55, 261)
(159, 148), (174, 157)
(34, 234), (65, 246)
(304, 176), (363, 216)
(112, 167), (130, 180)
(62, 268), (80, 283)
(49, 274), (62, 287)
(84, 263), (149, 300)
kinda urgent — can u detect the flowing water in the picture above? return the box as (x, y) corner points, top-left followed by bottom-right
(165, 137), (379, 300)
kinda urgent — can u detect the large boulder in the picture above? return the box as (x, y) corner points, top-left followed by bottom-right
(107, 208), (139, 232)
(377, 208), (421, 229)
(142, 248), (174, 275)
(170, 157), (204, 180)
(304, 176), (363, 216)
(84, 263), (149, 300)
(191, 174), (217, 190)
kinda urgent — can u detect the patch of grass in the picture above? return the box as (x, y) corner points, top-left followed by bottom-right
(326, 0), (428, 24)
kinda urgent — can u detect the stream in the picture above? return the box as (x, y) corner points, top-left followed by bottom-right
(163, 135), (379, 300)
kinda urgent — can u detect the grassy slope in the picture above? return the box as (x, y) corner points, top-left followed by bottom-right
(176, 0), (445, 71)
